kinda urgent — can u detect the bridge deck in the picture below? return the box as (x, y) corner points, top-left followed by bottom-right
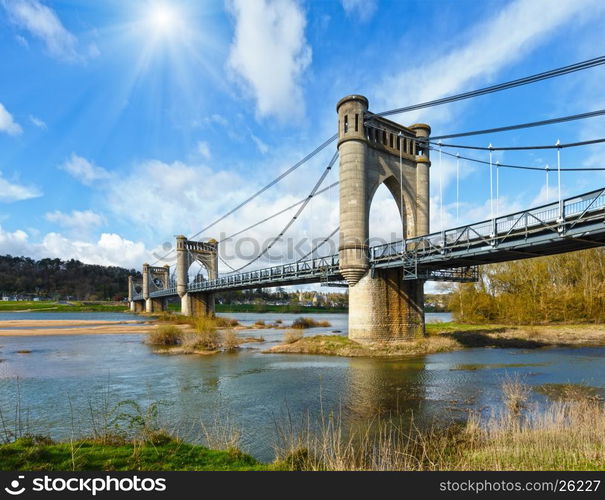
(133, 187), (605, 300)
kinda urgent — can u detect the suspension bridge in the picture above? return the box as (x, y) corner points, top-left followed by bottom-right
(129, 56), (605, 342)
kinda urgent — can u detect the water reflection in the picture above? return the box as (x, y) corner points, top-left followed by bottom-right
(0, 312), (604, 462)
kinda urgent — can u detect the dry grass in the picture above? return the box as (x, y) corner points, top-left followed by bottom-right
(283, 329), (304, 344)
(155, 312), (191, 325)
(192, 331), (219, 351)
(463, 397), (605, 470)
(502, 375), (531, 415)
(273, 411), (460, 471)
(148, 314), (251, 353)
(221, 330), (238, 351)
(291, 317), (332, 329)
(273, 381), (605, 471)
(200, 414), (242, 453)
(147, 325), (183, 346)
(215, 317), (239, 328)
(192, 316), (217, 334)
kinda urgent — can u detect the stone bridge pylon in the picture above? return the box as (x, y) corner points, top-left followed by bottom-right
(128, 264), (170, 313)
(337, 95), (430, 341)
(127, 95), (431, 343)
(176, 235), (218, 317)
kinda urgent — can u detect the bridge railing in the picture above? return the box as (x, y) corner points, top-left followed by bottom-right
(186, 254), (341, 292)
(371, 187), (605, 262)
(131, 187), (605, 298)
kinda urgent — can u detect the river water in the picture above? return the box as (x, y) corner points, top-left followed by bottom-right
(0, 311), (604, 462)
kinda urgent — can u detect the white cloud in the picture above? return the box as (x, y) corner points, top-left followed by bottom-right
(105, 159), (246, 237)
(374, 0), (605, 125)
(60, 154), (111, 186)
(196, 141), (211, 159)
(341, 0), (377, 22)
(227, 0), (312, 120)
(40, 232), (147, 268)
(0, 171), (41, 202)
(0, 225), (29, 256)
(0, 224), (149, 268)
(100, 155), (342, 269)
(2, 0), (89, 62)
(45, 209), (105, 233)
(0, 103), (22, 136)
(29, 115), (46, 129)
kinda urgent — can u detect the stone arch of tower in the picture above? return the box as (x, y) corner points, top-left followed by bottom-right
(175, 236), (219, 317)
(175, 236), (218, 289)
(185, 247), (217, 281)
(147, 265), (171, 290)
(336, 94), (431, 342)
(367, 174), (417, 241)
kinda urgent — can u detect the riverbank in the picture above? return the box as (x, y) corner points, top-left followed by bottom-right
(0, 311), (330, 338)
(2, 380), (603, 471)
(0, 435), (268, 471)
(265, 322), (605, 357)
(0, 319), (153, 336)
(0, 301), (128, 313)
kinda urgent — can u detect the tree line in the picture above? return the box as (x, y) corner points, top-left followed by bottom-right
(0, 255), (141, 301)
(448, 248), (605, 324)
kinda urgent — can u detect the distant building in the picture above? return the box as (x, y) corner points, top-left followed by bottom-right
(312, 293), (325, 306)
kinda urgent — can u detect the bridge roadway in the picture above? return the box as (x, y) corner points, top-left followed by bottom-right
(133, 187), (605, 300)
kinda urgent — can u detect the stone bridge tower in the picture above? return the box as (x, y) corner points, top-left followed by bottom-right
(337, 95), (431, 342)
(142, 263), (171, 313)
(176, 235), (218, 317)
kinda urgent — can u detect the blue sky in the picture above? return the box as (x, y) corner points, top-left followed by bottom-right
(1, 0), (605, 276)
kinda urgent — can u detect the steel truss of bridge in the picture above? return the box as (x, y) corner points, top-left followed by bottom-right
(133, 187), (605, 300)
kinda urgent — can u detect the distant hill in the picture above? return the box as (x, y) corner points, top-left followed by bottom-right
(0, 255), (141, 301)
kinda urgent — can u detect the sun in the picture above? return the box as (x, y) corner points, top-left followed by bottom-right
(147, 3), (181, 36)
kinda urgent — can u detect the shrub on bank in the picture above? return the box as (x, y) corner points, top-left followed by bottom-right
(147, 325), (182, 345)
(222, 330), (238, 351)
(216, 317), (240, 328)
(291, 317), (331, 329)
(193, 316), (217, 334)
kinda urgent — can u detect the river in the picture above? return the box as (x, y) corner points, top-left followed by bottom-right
(0, 311), (604, 462)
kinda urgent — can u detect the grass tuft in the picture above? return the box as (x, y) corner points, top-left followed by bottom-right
(283, 330), (304, 344)
(147, 325), (182, 346)
(221, 330), (239, 351)
(291, 317), (331, 329)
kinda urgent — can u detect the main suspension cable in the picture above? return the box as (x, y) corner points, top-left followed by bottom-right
(226, 152), (339, 273)
(297, 226), (339, 262)
(376, 55), (605, 118)
(149, 54), (605, 268)
(150, 133), (337, 265)
(190, 134), (337, 241)
(218, 182), (339, 244)
(431, 109), (605, 141)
